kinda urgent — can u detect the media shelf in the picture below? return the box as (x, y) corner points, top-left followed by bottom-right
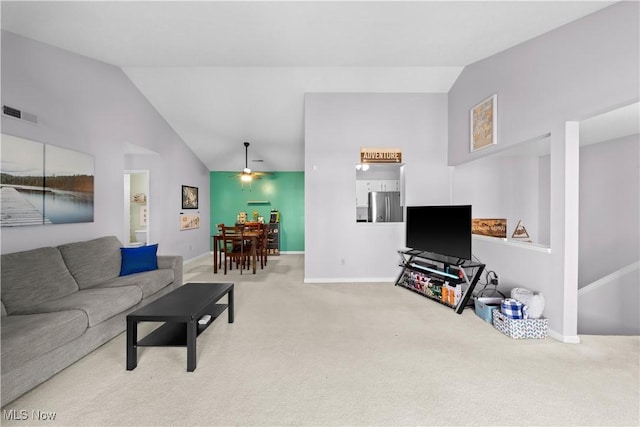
(137, 303), (228, 347)
(395, 249), (485, 314)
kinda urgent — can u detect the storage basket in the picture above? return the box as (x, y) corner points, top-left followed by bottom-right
(474, 297), (502, 324)
(492, 309), (548, 339)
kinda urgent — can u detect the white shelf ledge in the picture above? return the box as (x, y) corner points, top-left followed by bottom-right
(472, 234), (551, 253)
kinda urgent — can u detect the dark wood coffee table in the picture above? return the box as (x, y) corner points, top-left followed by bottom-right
(126, 282), (234, 372)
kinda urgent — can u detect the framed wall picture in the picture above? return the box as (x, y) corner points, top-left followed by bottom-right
(470, 94), (497, 152)
(1, 134), (94, 227)
(181, 185), (198, 209)
(180, 213), (200, 230)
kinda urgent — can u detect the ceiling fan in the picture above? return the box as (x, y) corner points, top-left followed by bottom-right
(232, 142), (270, 181)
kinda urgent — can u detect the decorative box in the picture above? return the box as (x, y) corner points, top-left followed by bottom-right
(492, 309), (548, 339)
(474, 297), (502, 324)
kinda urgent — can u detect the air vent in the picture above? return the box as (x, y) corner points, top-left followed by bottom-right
(3, 105), (38, 125)
(3, 105), (20, 119)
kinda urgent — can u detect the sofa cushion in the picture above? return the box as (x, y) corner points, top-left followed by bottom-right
(57, 236), (122, 289)
(120, 244), (158, 276)
(1, 310), (88, 374)
(95, 268), (174, 299)
(1, 247), (80, 315)
(24, 286), (142, 327)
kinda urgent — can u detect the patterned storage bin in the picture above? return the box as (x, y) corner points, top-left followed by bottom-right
(492, 309), (548, 339)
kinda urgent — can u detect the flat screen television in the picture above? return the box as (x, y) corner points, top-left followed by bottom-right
(405, 205), (472, 261)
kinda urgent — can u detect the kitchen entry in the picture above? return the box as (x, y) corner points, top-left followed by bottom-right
(124, 170), (149, 247)
(355, 163), (404, 223)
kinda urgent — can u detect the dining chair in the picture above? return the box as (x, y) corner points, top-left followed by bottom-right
(258, 222), (268, 268)
(221, 225), (245, 274)
(243, 222), (265, 269)
(216, 223), (225, 270)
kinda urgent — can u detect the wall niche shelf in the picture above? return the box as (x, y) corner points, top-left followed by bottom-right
(472, 234), (551, 254)
(453, 132), (552, 248)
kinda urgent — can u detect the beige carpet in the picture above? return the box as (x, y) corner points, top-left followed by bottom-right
(2, 254), (639, 426)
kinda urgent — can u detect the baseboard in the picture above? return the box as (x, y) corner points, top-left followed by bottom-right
(304, 277), (396, 284)
(548, 328), (581, 344)
(184, 252), (212, 266)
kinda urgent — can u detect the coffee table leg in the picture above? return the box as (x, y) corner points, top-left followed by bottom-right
(187, 319), (197, 372)
(228, 287), (235, 323)
(126, 318), (137, 370)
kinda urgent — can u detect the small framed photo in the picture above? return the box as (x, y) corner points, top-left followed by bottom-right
(181, 185), (198, 209)
(180, 213), (200, 230)
(470, 94), (497, 152)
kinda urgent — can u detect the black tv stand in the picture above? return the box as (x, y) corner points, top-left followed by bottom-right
(395, 249), (485, 314)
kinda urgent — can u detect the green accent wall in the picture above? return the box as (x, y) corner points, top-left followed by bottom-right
(210, 172), (305, 252)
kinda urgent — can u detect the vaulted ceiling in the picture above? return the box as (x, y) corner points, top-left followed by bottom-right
(1, 1), (616, 171)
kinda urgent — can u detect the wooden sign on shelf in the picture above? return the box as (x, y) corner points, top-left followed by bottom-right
(511, 220), (531, 242)
(472, 218), (507, 238)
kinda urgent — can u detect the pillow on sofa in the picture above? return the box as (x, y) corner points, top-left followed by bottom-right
(1, 247), (80, 314)
(58, 236), (123, 288)
(120, 244), (158, 276)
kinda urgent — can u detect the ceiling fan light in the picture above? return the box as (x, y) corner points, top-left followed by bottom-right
(243, 167), (251, 174)
(241, 173), (252, 182)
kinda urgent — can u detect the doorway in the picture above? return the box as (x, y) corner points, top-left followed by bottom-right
(124, 170), (149, 247)
(577, 102), (640, 335)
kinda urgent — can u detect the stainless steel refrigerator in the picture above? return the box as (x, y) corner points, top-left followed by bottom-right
(368, 191), (402, 222)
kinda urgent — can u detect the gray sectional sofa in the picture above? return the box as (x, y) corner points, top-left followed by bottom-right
(1, 236), (183, 405)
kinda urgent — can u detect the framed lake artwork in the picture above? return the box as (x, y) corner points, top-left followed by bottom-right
(182, 185), (198, 209)
(470, 94), (497, 152)
(1, 134), (94, 227)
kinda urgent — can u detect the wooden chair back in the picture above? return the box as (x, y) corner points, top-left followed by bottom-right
(221, 225), (245, 274)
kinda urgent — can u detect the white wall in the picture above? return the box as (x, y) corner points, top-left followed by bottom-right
(447, 2), (639, 340)
(448, 2), (639, 167)
(1, 31), (210, 260)
(304, 93), (449, 282)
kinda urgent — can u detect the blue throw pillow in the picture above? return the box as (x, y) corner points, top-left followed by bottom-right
(120, 244), (158, 276)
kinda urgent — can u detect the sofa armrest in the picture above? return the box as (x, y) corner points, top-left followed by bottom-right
(157, 255), (183, 287)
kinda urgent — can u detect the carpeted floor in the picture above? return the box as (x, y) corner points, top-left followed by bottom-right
(2, 254), (639, 426)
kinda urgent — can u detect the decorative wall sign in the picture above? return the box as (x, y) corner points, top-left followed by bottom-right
(360, 148), (402, 163)
(181, 185), (198, 209)
(180, 213), (200, 230)
(470, 95), (497, 152)
(1, 134), (94, 227)
(472, 218), (507, 238)
(511, 219), (531, 242)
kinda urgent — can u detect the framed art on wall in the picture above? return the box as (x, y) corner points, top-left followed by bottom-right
(180, 213), (200, 230)
(470, 94), (497, 152)
(1, 134), (94, 227)
(181, 185), (198, 209)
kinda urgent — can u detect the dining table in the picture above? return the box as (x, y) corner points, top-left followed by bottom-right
(212, 228), (261, 274)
